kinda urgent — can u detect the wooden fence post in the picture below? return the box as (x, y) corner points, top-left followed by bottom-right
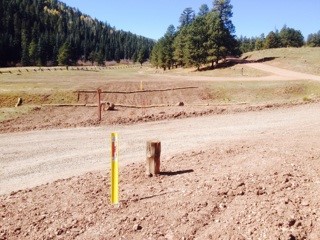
(97, 88), (101, 121)
(146, 140), (161, 176)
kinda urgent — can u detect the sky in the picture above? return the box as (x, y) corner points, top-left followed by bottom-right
(61, 0), (320, 40)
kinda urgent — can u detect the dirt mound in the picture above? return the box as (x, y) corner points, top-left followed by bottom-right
(1, 137), (320, 239)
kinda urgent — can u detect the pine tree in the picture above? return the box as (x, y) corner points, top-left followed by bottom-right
(28, 40), (38, 65)
(198, 4), (210, 17)
(173, 27), (189, 67)
(137, 47), (148, 66)
(254, 34), (265, 50)
(279, 25), (304, 47)
(132, 51), (138, 64)
(206, 10), (236, 66)
(187, 16), (208, 70)
(307, 31), (320, 47)
(156, 37), (168, 70)
(213, 0), (235, 34)
(96, 51), (105, 66)
(57, 42), (71, 66)
(264, 31), (281, 49)
(163, 25), (176, 69)
(179, 8), (195, 28)
(21, 30), (29, 66)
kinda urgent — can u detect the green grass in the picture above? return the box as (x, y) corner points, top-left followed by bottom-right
(242, 47), (320, 75)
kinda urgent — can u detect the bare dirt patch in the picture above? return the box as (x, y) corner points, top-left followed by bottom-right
(1, 134), (320, 239)
(2, 79), (320, 133)
(1, 101), (317, 134)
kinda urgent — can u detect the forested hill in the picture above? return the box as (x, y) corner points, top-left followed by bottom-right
(0, 0), (155, 67)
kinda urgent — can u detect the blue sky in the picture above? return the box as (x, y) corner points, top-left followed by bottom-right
(61, 0), (320, 40)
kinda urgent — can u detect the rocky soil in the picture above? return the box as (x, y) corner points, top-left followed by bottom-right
(1, 132), (320, 239)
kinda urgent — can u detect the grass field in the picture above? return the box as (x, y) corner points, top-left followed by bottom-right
(1, 47), (320, 122)
(0, 65), (266, 107)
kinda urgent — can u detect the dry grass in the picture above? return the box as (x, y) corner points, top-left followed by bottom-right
(150, 64), (269, 78)
(0, 91), (78, 108)
(205, 80), (320, 104)
(1, 49), (320, 122)
(242, 47), (320, 75)
(0, 106), (35, 122)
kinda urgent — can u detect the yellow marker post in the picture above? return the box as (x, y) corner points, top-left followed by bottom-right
(111, 132), (119, 205)
(140, 80), (143, 91)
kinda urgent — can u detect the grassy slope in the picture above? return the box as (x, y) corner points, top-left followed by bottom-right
(242, 47), (320, 76)
(207, 47), (320, 104)
(205, 80), (320, 104)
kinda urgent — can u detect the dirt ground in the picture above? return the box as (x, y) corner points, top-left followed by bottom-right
(1, 122), (320, 239)
(1, 63), (320, 239)
(0, 102), (298, 134)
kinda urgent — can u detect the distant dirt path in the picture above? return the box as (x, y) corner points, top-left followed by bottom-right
(151, 62), (320, 82)
(246, 63), (320, 81)
(1, 103), (320, 195)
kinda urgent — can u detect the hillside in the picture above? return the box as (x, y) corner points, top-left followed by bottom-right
(242, 47), (320, 76)
(0, 0), (155, 67)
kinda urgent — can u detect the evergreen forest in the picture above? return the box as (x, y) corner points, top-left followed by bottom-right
(151, 0), (239, 71)
(1, 0), (320, 68)
(151, 0), (320, 70)
(0, 0), (155, 67)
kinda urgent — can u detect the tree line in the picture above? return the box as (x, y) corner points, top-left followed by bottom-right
(151, 0), (320, 70)
(238, 26), (320, 53)
(151, 0), (239, 70)
(0, 0), (155, 67)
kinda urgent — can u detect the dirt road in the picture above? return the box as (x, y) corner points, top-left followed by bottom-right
(1, 102), (320, 195)
(246, 62), (320, 81)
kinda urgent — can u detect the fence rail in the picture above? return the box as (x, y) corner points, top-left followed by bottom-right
(76, 86), (198, 95)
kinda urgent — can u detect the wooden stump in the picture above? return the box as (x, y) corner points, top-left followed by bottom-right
(146, 140), (161, 176)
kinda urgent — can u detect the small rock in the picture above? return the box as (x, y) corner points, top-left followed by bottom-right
(238, 182), (245, 187)
(133, 224), (142, 231)
(288, 219), (296, 227)
(301, 200), (309, 206)
(181, 218), (188, 224)
(256, 189), (265, 195)
(106, 102), (115, 111)
(177, 102), (184, 106)
(56, 228), (64, 235)
(288, 234), (296, 240)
